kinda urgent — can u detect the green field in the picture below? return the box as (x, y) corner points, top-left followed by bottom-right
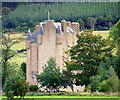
(1, 96), (119, 100)
(7, 30), (110, 66)
(93, 30), (109, 39)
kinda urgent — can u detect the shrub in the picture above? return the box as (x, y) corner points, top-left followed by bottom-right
(21, 62), (26, 79)
(3, 76), (29, 99)
(84, 84), (91, 92)
(106, 77), (119, 92)
(99, 80), (110, 93)
(90, 75), (101, 92)
(6, 91), (14, 99)
(29, 85), (39, 92)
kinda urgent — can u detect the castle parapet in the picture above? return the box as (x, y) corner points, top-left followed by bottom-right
(26, 40), (32, 49)
(67, 21), (71, 27)
(46, 20), (54, 24)
(61, 20), (67, 33)
(71, 22), (79, 33)
(35, 25), (39, 33)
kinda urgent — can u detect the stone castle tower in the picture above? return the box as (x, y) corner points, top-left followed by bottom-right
(26, 20), (79, 85)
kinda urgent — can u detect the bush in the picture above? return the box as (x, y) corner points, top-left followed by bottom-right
(6, 91), (14, 99)
(3, 76), (29, 99)
(84, 84), (91, 92)
(99, 80), (110, 93)
(27, 92), (66, 96)
(106, 77), (119, 92)
(90, 75), (101, 92)
(21, 62), (26, 79)
(29, 85), (39, 92)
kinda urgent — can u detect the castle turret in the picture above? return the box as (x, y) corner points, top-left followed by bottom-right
(61, 20), (67, 33)
(46, 20), (54, 25)
(66, 21), (71, 27)
(38, 24), (43, 44)
(26, 29), (32, 83)
(26, 29), (32, 49)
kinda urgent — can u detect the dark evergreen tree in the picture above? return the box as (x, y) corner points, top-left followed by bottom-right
(21, 62), (26, 79)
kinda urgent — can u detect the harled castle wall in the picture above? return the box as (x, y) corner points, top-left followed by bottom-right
(26, 20), (85, 92)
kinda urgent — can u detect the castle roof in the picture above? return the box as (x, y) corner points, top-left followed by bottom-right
(26, 29), (31, 40)
(54, 22), (75, 33)
(56, 25), (62, 34)
(67, 26), (76, 33)
(26, 20), (76, 43)
(32, 24), (43, 43)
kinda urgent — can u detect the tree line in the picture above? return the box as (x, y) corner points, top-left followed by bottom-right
(2, 2), (119, 32)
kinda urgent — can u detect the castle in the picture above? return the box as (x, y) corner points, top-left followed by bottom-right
(26, 20), (84, 91)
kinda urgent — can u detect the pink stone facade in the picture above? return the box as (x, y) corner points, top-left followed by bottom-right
(26, 20), (85, 92)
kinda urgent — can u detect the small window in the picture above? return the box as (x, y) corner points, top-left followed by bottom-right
(59, 34), (61, 37)
(32, 71), (35, 78)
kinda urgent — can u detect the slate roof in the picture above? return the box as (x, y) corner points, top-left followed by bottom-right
(54, 22), (76, 33)
(66, 26), (76, 33)
(56, 25), (62, 34)
(32, 24), (43, 43)
(26, 21), (76, 43)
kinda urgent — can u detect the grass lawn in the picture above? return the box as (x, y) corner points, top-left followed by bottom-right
(1, 96), (119, 100)
(11, 41), (26, 50)
(93, 30), (109, 39)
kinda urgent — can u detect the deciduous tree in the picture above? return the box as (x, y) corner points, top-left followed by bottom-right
(36, 57), (71, 92)
(109, 20), (120, 78)
(65, 29), (112, 87)
(77, 18), (85, 31)
(87, 17), (96, 28)
(2, 33), (22, 86)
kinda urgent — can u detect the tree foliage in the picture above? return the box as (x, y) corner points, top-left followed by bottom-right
(99, 66), (119, 92)
(109, 20), (120, 78)
(3, 76), (29, 99)
(65, 29), (112, 87)
(77, 18), (85, 31)
(29, 85), (39, 92)
(2, 2), (119, 31)
(21, 62), (26, 79)
(63, 60), (74, 92)
(3, 62), (29, 99)
(36, 57), (71, 92)
(2, 34), (21, 86)
(87, 17), (96, 28)
(2, 7), (11, 17)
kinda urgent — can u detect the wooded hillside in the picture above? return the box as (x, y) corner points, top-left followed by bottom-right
(2, 2), (119, 31)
